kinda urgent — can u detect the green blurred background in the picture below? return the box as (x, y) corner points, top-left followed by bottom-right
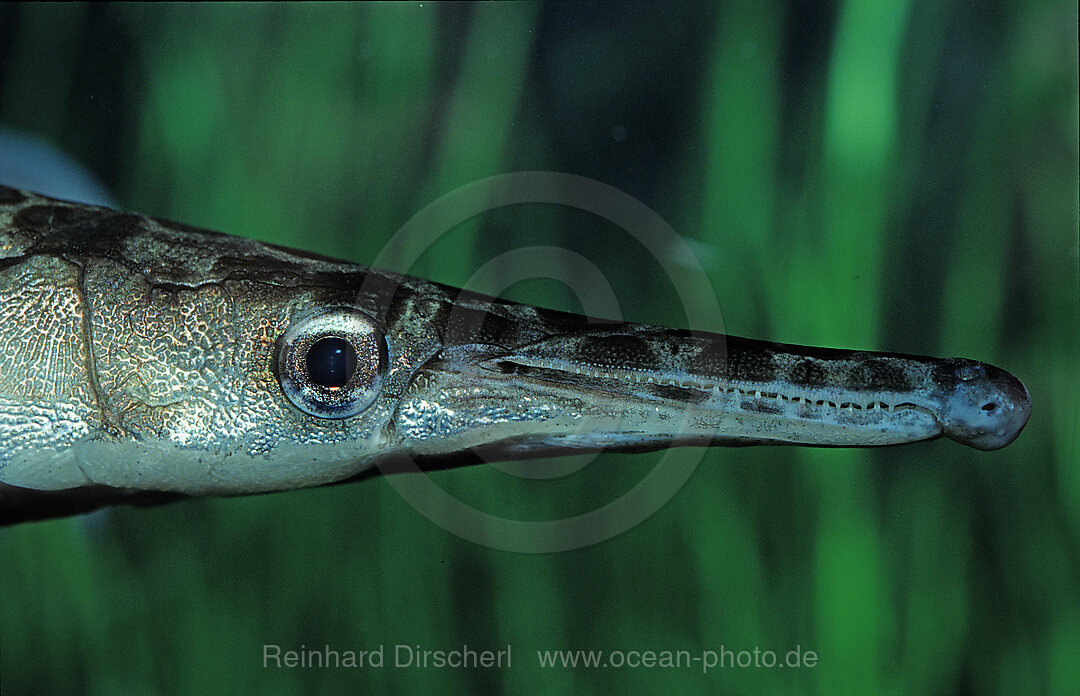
(0, 2), (1076, 694)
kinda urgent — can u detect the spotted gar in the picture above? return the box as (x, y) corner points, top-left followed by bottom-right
(0, 185), (1031, 524)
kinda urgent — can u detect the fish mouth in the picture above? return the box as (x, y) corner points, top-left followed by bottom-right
(388, 328), (948, 463)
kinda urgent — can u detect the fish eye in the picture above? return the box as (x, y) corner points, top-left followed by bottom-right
(277, 307), (387, 419)
(306, 337), (357, 389)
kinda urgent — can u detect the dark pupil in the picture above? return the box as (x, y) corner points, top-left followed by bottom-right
(306, 337), (358, 389)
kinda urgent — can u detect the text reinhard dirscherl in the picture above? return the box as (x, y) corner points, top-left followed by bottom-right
(262, 644), (819, 672)
(263, 644), (512, 669)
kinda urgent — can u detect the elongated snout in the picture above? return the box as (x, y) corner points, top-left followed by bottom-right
(387, 323), (1031, 461)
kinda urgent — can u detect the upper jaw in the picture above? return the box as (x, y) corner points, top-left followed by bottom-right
(382, 312), (1034, 460)
(385, 324), (943, 462)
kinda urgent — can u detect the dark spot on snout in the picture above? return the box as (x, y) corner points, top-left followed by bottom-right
(732, 349), (778, 383)
(845, 359), (912, 391)
(689, 338), (778, 383)
(574, 335), (656, 371)
(788, 358), (827, 387)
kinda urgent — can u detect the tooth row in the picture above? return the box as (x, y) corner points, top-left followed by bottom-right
(515, 358), (913, 414)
